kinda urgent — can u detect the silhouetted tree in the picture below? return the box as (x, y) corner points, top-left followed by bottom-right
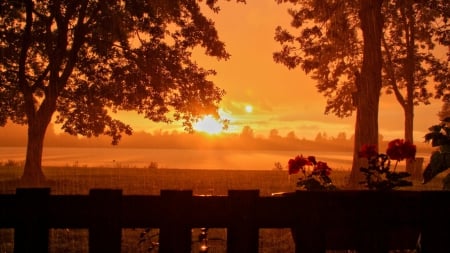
(274, 0), (383, 185)
(0, 0), (243, 184)
(269, 128), (281, 139)
(286, 131), (297, 140)
(336, 132), (347, 141)
(382, 0), (449, 172)
(274, 0), (448, 185)
(240, 126), (255, 139)
(315, 132), (326, 142)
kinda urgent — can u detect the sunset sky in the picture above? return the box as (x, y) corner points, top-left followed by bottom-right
(117, 0), (445, 142)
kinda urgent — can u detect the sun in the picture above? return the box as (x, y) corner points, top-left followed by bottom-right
(245, 105), (253, 113)
(193, 115), (224, 135)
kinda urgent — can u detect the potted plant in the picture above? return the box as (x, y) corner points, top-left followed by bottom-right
(288, 155), (337, 191)
(285, 155), (336, 250)
(358, 139), (415, 191)
(422, 117), (450, 189)
(285, 142), (417, 251)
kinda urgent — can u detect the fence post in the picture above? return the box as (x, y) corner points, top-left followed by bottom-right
(227, 190), (259, 253)
(420, 191), (450, 253)
(14, 188), (50, 253)
(159, 190), (193, 253)
(89, 189), (122, 253)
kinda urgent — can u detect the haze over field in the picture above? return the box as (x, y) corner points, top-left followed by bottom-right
(113, 0), (446, 142)
(0, 122), (435, 152)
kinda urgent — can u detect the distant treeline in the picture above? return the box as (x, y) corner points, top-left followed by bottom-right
(0, 123), (433, 153)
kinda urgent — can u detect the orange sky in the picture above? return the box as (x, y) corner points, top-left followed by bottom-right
(119, 0), (444, 142)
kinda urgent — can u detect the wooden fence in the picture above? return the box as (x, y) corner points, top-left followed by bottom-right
(1, 188), (450, 253)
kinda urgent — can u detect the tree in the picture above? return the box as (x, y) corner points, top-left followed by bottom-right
(349, 0), (384, 185)
(269, 128), (281, 139)
(274, 0), (449, 185)
(0, 0), (244, 184)
(286, 131), (297, 140)
(274, 0), (384, 185)
(240, 125), (255, 139)
(335, 132), (347, 141)
(314, 133), (325, 142)
(381, 0), (449, 172)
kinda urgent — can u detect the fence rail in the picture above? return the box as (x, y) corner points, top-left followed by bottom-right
(1, 188), (450, 253)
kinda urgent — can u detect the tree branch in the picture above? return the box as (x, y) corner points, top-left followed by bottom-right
(382, 36), (405, 107)
(59, 0), (90, 88)
(19, 0), (36, 119)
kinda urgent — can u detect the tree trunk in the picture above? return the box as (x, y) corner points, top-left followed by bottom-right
(21, 117), (51, 186)
(348, 0), (384, 187)
(404, 104), (417, 175)
(404, 0), (416, 176)
(404, 105), (414, 145)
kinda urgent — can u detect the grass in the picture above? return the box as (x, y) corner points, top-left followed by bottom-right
(0, 162), (447, 253)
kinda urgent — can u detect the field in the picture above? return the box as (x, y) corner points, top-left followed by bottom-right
(0, 162), (446, 253)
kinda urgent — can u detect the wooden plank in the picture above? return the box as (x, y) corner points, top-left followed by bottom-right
(420, 191), (450, 253)
(0, 194), (17, 227)
(158, 190), (193, 253)
(2, 189), (450, 252)
(227, 190), (259, 253)
(121, 195), (162, 227)
(14, 188), (50, 253)
(88, 189), (122, 253)
(49, 195), (90, 228)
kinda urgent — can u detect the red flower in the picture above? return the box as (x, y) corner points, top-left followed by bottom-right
(358, 144), (378, 158)
(307, 156), (317, 165)
(386, 139), (416, 161)
(288, 155), (311, 175)
(313, 161), (332, 176)
(288, 154), (335, 190)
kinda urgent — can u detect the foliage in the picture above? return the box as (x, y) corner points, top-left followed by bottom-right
(382, 0), (450, 103)
(0, 160), (24, 168)
(381, 0), (450, 148)
(422, 117), (450, 188)
(274, 0), (383, 187)
(274, 1), (449, 185)
(288, 155), (336, 191)
(358, 139), (416, 190)
(274, 1), (361, 117)
(274, 0), (449, 118)
(0, 0), (243, 182)
(0, 0), (237, 138)
(424, 117), (450, 149)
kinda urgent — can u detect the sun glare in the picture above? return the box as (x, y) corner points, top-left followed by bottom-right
(193, 115), (224, 134)
(245, 105), (253, 113)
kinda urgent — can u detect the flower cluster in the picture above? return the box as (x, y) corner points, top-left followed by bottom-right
(359, 139), (416, 190)
(386, 139), (417, 161)
(288, 155), (335, 191)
